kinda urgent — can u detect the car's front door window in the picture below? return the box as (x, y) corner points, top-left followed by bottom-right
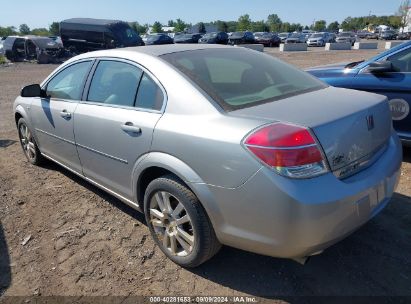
(46, 61), (93, 100)
(387, 48), (411, 72)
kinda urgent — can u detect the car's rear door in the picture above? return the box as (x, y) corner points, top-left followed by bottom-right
(73, 59), (165, 201)
(30, 60), (94, 173)
(352, 46), (411, 141)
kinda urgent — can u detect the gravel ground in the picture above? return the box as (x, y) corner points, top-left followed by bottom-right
(0, 47), (410, 301)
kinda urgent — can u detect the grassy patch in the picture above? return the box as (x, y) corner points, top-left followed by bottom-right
(0, 55), (7, 64)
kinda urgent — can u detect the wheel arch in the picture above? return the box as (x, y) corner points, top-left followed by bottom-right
(132, 152), (224, 239)
(133, 152), (205, 207)
(14, 105), (28, 126)
(14, 105), (41, 148)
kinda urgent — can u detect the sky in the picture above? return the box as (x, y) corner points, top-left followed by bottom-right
(0, 0), (403, 29)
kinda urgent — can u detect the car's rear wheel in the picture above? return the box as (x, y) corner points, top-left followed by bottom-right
(17, 118), (43, 165)
(144, 175), (221, 267)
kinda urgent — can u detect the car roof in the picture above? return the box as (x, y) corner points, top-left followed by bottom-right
(62, 44), (249, 69)
(61, 18), (124, 26)
(115, 44), (229, 57)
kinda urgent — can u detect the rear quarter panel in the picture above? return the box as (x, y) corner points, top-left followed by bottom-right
(151, 112), (263, 188)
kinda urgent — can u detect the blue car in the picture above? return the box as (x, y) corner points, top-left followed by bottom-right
(307, 41), (411, 146)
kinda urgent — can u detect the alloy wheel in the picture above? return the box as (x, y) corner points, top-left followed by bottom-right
(19, 123), (36, 161)
(149, 191), (195, 256)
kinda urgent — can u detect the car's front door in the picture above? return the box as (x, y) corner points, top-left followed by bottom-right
(30, 60), (94, 173)
(353, 47), (411, 140)
(74, 59), (165, 201)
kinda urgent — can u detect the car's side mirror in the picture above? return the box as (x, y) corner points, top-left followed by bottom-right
(21, 84), (47, 98)
(367, 61), (393, 74)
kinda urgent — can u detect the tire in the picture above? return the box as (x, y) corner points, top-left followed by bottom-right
(17, 118), (44, 165)
(144, 175), (221, 268)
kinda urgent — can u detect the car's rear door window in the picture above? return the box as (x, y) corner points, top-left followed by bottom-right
(46, 61), (93, 100)
(135, 73), (164, 111)
(87, 60), (142, 107)
(87, 60), (164, 111)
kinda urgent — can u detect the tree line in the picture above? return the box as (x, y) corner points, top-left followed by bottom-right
(129, 12), (405, 35)
(1, 1), (408, 38)
(0, 22), (60, 38)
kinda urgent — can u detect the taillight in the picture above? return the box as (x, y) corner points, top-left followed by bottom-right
(243, 123), (328, 178)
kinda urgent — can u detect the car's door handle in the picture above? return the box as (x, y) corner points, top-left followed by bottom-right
(60, 110), (71, 119)
(121, 122), (141, 134)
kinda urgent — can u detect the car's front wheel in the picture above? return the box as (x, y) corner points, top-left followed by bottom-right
(144, 175), (221, 267)
(17, 118), (43, 165)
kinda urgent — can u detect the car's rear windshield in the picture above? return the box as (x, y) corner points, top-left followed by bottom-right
(161, 48), (326, 111)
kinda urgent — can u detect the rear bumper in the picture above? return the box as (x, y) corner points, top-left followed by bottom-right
(398, 131), (411, 147)
(195, 132), (402, 259)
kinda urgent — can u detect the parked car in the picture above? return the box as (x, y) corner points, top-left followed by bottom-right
(0, 40), (4, 56)
(307, 41), (411, 146)
(173, 33), (203, 44)
(397, 32), (411, 40)
(278, 32), (291, 43)
(48, 36), (63, 45)
(307, 32), (333, 47)
(60, 18), (144, 53)
(379, 30), (397, 40)
(14, 45), (402, 267)
(254, 32), (281, 47)
(335, 32), (356, 45)
(3, 36), (67, 63)
(145, 34), (174, 45)
(198, 32), (228, 44)
(302, 30), (315, 40)
(227, 31), (255, 45)
(285, 33), (306, 44)
(356, 31), (371, 39)
(253, 32), (265, 39)
(367, 31), (380, 39)
(328, 33), (337, 43)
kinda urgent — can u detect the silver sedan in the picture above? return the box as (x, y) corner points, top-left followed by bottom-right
(14, 44), (402, 267)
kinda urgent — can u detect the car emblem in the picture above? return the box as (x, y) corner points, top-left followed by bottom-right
(389, 99), (410, 121)
(366, 115), (374, 131)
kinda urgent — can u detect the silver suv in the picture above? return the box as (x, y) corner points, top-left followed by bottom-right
(307, 32), (334, 46)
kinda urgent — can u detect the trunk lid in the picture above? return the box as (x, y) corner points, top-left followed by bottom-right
(230, 87), (392, 177)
